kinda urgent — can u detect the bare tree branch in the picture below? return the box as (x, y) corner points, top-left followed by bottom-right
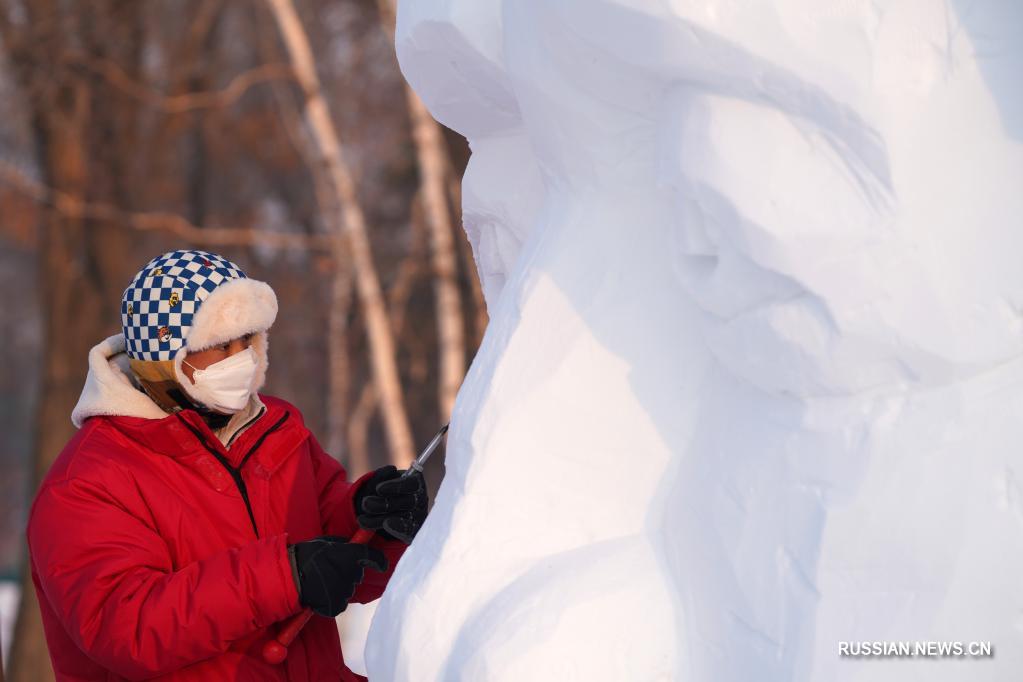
(178, 0), (224, 73)
(0, 158), (332, 250)
(63, 54), (300, 113)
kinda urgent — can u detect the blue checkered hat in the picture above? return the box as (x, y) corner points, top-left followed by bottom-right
(121, 250), (248, 361)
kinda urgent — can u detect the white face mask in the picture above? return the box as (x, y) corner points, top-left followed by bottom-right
(183, 347), (258, 414)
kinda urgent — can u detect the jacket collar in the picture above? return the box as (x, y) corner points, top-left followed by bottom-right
(72, 334), (271, 441)
(106, 398), (302, 470)
(76, 334), (304, 470)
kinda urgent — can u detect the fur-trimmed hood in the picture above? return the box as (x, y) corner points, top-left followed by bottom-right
(71, 332), (270, 429)
(72, 334), (170, 427)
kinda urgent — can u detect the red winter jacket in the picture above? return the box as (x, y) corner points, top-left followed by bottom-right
(28, 392), (405, 681)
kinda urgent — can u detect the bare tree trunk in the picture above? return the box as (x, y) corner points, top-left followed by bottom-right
(2, 4), (144, 678)
(9, 48), (94, 682)
(254, 14), (356, 465)
(264, 0), (414, 466)
(347, 193), (427, 475)
(326, 257), (354, 460)
(346, 385), (376, 479)
(5, 13), (88, 681)
(375, 0), (466, 421)
(406, 93), (465, 421)
(262, 25), (352, 469)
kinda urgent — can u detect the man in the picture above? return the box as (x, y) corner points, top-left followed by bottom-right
(27, 249), (428, 681)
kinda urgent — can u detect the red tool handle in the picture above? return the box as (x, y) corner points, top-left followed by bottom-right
(261, 528), (376, 664)
(349, 528), (375, 544)
(261, 609), (313, 665)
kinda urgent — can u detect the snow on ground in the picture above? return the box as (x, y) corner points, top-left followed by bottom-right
(0, 580), (19, 670)
(365, 1), (1023, 681)
(337, 599), (378, 676)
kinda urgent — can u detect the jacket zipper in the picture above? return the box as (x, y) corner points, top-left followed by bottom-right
(227, 406), (267, 448)
(177, 411), (290, 538)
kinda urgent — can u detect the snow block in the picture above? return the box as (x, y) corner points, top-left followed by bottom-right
(368, 1), (1023, 680)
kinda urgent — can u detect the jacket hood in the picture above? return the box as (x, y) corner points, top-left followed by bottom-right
(72, 332), (270, 432)
(72, 334), (170, 428)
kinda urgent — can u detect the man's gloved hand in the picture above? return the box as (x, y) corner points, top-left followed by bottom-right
(289, 536), (388, 617)
(354, 465), (429, 544)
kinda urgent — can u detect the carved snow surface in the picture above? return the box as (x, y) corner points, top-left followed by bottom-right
(366, 2), (1023, 680)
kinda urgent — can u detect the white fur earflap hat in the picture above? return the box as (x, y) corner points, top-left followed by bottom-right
(120, 249), (277, 411)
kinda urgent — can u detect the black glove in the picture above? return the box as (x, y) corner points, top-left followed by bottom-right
(289, 536), (388, 617)
(354, 465), (429, 544)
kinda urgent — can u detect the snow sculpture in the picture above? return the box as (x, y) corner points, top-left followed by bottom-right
(367, 1), (1023, 680)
